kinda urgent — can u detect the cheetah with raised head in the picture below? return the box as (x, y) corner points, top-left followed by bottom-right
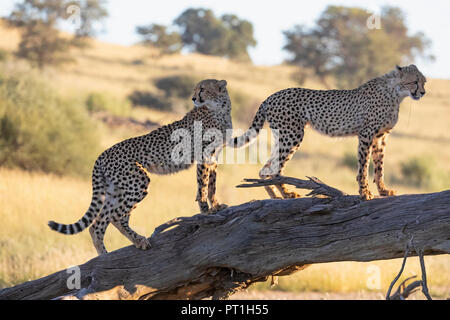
(49, 79), (231, 255)
(232, 65), (426, 200)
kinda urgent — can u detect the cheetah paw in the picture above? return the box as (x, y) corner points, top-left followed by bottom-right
(134, 237), (151, 250)
(208, 204), (228, 214)
(379, 189), (396, 196)
(360, 190), (374, 201)
(198, 201), (210, 214)
(283, 192), (302, 199)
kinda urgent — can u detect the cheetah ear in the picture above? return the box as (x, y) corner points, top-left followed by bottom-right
(218, 80), (227, 88)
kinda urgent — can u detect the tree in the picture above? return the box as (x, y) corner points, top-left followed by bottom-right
(136, 24), (182, 54)
(6, 0), (108, 68)
(283, 25), (333, 86)
(15, 19), (74, 68)
(221, 14), (257, 62)
(73, 0), (108, 38)
(174, 8), (256, 62)
(283, 6), (433, 88)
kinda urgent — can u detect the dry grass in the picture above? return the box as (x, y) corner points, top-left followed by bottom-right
(1, 166), (449, 296)
(0, 20), (310, 110)
(0, 21), (448, 297)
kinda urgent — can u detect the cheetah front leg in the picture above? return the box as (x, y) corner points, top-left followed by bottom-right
(372, 132), (396, 197)
(357, 132), (374, 201)
(206, 162), (228, 214)
(196, 163), (210, 213)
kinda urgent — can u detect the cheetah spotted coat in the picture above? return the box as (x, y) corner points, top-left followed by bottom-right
(49, 79), (231, 255)
(232, 65), (426, 200)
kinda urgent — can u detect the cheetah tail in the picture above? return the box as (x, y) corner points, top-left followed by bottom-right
(230, 103), (266, 148)
(48, 159), (106, 235)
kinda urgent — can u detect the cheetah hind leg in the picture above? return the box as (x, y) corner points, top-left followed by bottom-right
(259, 162), (283, 199)
(261, 180), (283, 199)
(110, 190), (151, 250)
(89, 198), (114, 255)
(275, 184), (301, 199)
(89, 215), (110, 255)
(111, 165), (151, 251)
(112, 211), (151, 251)
(272, 135), (303, 199)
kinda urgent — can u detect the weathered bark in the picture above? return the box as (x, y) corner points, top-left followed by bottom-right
(0, 176), (449, 300)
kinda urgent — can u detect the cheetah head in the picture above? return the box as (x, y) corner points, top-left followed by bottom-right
(192, 79), (228, 108)
(395, 64), (427, 101)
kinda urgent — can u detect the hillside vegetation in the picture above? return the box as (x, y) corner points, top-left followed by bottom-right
(0, 21), (449, 297)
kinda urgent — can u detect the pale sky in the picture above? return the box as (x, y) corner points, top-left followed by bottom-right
(1, 0), (449, 79)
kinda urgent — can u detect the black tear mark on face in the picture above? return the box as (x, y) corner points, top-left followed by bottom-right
(199, 87), (205, 103)
(412, 82), (419, 97)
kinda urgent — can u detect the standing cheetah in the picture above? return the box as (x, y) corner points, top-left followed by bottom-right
(232, 65), (426, 200)
(49, 79), (231, 255)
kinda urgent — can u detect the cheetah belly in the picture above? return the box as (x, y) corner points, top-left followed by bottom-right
(144, 148), (194, 175)
(141, 139), (194, 175)
(307, 109), (363, 137)
(147, 162), (193, 175)
(293, 93), (363, 137)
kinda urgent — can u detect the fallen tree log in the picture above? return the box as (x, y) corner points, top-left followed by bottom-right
(0, 176), (449, 300)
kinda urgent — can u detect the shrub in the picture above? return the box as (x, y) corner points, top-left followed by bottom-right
(128, 90), (173, 111)
(400, 157), (434, 188)
(0, 69), (100, 177)
(341, 151), (374, 173)
(228, 88), (259, 125)
(341, 152), (358, 170)
(0, 49), (8, 62)
(155, 75), (197, 99)
(131, 59), (145, 65)
(85, 92), (131, 116)
(291, 69), (308, 86)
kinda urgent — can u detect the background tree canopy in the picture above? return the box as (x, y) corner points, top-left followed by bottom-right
(137, 8), (257, 62)
(5, 3), (434, 87)
(136, 24), (183, 54)
(6, 0), (108, 68)
(283, 5), (433, 88)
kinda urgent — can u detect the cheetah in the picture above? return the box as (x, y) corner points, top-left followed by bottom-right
(232, 65), (426, 201)
(48, 79), (231, 255)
